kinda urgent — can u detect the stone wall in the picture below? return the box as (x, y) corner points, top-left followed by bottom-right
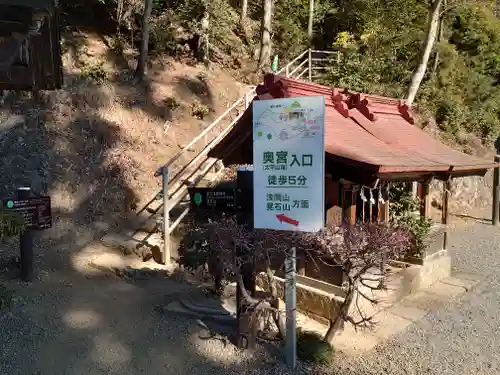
(429, 170), (493, 215)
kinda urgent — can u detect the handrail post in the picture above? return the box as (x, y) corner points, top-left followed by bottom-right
(244, 91), (249, 109)
(285, 64), (289, 77)
(162, 166), (171, 264)
(493, 155), (500, 225)
(308, 49), (312, 82)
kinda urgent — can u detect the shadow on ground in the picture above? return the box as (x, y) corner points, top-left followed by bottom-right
(0, 65), (293, 375)
(451, 213), (492, 225)
(0, 269), (293, 375)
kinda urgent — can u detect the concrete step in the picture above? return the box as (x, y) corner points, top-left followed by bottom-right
(101, 230), (162, 255)
(194, 172), (219, 187)
(89, 249), (175, 280)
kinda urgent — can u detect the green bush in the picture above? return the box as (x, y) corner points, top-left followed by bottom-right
(81, 62), (108, 83)
(196, 71), (208, 83)
(296, 330), (334, 364)
(177, 0), (236, 46)
(164, 96), (181, 111)
(321, 1), (500, 144)
(110, 35), (126, 56)
(191, 101), (212, 119)
(0, 282), (12, 310)
(0, 211), (24, 239)
(0, 212), (24, 310)
(389, 183), (432, 259)
(151, 9), (180, 54)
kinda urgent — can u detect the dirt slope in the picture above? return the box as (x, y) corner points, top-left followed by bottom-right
(0, 32), (248, 264)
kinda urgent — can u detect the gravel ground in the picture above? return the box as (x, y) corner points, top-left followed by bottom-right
(327, 216), (500, 375)
(0, 215), (499, 375)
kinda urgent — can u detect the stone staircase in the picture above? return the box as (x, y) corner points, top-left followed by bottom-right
(100, 170), (221, 263)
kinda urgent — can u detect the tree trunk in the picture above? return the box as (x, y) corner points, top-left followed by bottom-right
(257, 0), (273, 70)
(265, 267), (286, 339)
(197, 3), (210, 64)
(405, 0), (443, 106)
(432, 0), (446, 76)
(134, 0), (153, 83)
(240, 0), (248, 27)
(323, 287), (353, 343)
(308, 0), (314, 44)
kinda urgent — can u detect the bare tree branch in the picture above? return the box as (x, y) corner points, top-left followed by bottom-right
(180, 218), (411, 344)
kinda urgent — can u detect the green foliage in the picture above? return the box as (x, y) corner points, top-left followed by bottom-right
(196, 71), (208, 83)
(150, 8), (182, 54)
(0, 211), (25, 239)
(0, 282), (12, 310)
(164, 96), (181, 111)
(81, 61), (108, 83)
(191, 101), (212, 119)
(389, 183), (432, 259)
(64, 0), (500, 145)
(178, 222), (211, 271)
(296, 329), (334, 364)
(324, 0), (500, 144)
(110, 35), (126, 56)
(273, 0), (336, 59)
(0, 212), (24, 311)
(177, 0), (237, 46)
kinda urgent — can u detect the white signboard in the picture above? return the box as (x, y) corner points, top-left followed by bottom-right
(253, 96), (325, 232)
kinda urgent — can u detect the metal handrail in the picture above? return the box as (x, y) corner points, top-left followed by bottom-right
(155, 92), (252, 176)
(288, 58), (308, 77)
(152, 48), (336, 264)
(276, 49), (309, 76)
(310, 50), (338, 54)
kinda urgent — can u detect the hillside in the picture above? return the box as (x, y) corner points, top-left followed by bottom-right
(0, 31), (250, 257)
(0, 0), (499, 266)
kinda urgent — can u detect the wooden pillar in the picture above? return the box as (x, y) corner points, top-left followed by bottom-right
(442, 177), (451, 250)
(342, 184), (357, 225)
(419, 179), (431, 219)
(378, 184), (390, 223)
(492, 155), (500, 226)
(325, 179), (342, 226)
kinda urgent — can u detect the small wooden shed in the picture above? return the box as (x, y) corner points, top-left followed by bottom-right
(208, 74), (498, 227)
(0, 0), (62, 91)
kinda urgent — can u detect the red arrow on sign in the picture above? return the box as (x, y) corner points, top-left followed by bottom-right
(276, 214), (300, 226)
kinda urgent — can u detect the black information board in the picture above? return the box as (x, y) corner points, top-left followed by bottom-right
(3, 196), (52, 230)
(188, 187), (237, 211)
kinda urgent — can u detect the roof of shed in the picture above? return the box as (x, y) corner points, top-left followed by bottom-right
(208, 74), (497, 181)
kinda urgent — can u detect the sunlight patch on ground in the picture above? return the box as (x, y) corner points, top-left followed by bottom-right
(91, 332), (132, 370)
(189, 332), (244, 367)
(62, 308), (103, 329)
(70, 241), (113, 273)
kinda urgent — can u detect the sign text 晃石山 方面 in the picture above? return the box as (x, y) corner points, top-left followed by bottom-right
(252, 96), (325, 232)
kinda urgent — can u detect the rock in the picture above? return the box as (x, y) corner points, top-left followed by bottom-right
(430, 174), (492, 215)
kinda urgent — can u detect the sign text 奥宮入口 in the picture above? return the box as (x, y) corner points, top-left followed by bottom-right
(252, 96), (325, 232)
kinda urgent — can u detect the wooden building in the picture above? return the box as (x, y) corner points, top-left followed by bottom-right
(0, 0), (62, 92)
(208, 74), (498, 228)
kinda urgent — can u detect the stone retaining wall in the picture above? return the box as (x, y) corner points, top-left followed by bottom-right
(256, 249), (451, 326)
(429, 172), (492, 215)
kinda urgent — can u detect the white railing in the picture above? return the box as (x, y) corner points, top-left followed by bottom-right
(147, 48), (339, 264)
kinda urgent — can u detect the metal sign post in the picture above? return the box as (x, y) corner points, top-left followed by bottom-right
(252, 96), (326, 368)
(2, 188), (53, 282)
(18, 187), (34, 282)
(285, 246), (297, 369)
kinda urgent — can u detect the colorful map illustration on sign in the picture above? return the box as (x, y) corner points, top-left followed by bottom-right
(253, 96), (325, 232)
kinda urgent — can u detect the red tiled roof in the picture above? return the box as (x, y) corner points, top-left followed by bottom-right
(208, 74), (498, 181)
